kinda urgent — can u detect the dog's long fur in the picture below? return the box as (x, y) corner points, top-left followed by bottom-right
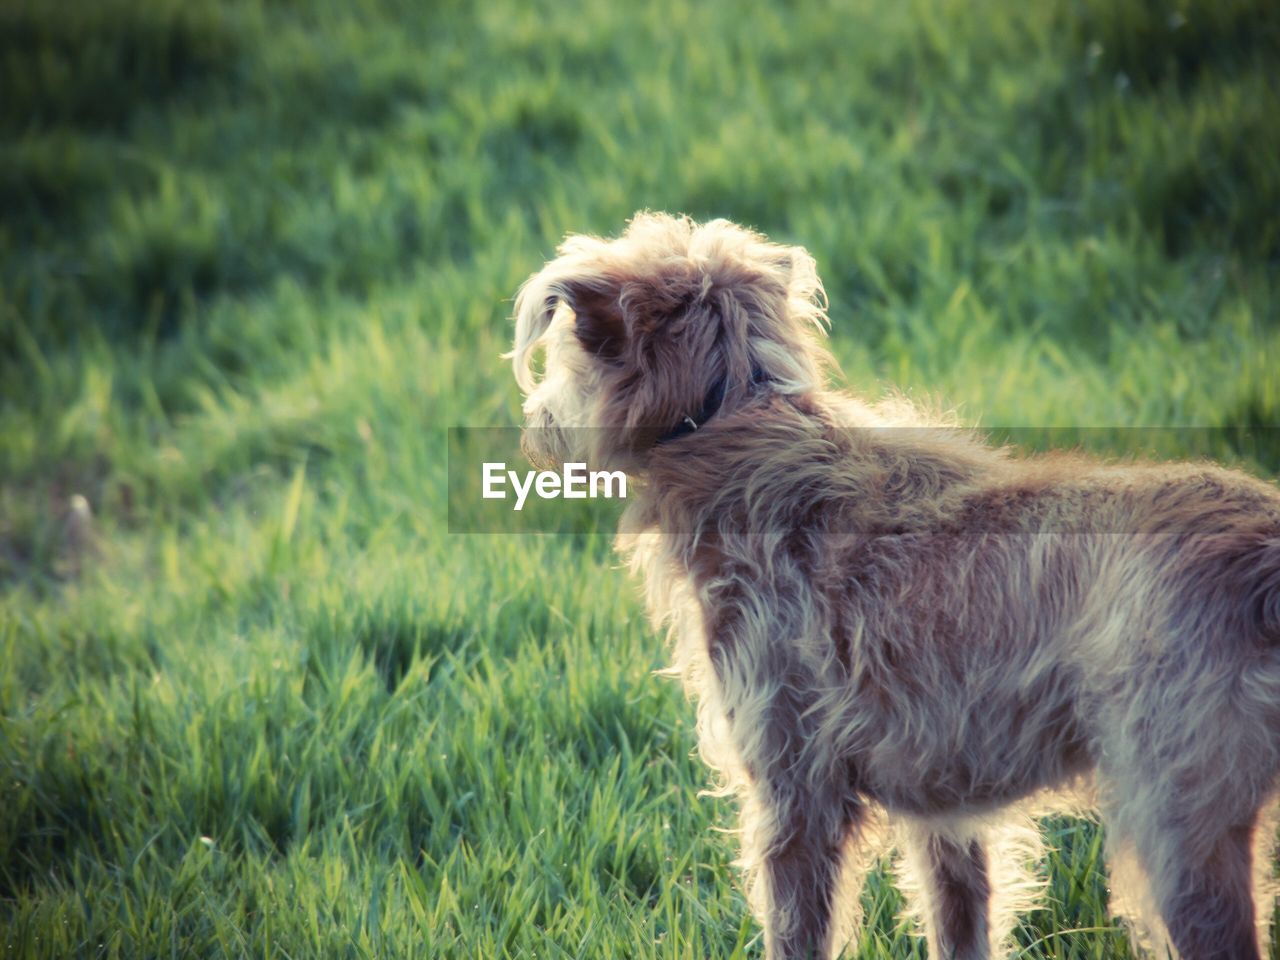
(510, 212), (1280, 959)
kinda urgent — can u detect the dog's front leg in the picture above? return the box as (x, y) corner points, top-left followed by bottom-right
(900, 822), (993, 960)
(746, 779), (867, 960)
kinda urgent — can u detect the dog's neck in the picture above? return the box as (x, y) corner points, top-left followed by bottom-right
(654, 364), (770, 446)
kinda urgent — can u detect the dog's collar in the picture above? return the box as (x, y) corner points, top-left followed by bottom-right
(654, 365), (768, 446)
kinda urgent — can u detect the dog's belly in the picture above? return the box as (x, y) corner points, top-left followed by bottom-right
(860, 746), (1091, 818)
(847, 687), (1095, 817)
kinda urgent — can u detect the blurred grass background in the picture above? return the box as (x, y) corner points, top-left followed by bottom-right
(1, 0), (1278, 956)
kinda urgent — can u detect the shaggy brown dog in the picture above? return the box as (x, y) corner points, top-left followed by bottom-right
(509, 212), (1280, 959)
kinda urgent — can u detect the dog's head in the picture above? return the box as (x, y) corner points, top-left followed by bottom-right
(509, 212), (830, 471)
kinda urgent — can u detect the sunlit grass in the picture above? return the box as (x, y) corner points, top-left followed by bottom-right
(2, 0), (1278, 955)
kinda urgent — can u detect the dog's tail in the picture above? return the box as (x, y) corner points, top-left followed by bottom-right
(1260, 537), (1280, 643)
(1236, 534), (1280, 644)
(1185, 531), (1280, 645)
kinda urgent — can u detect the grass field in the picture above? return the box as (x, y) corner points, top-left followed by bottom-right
(2, 0), (1279, 955)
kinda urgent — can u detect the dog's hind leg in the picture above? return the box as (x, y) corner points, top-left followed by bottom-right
(897, 820), (994, 960)
(1154, 819), (1263, 960)
(1095, 642), (1280, 959)
(1104, 773), (1266, 959)
(1251, 797), (1279, 959)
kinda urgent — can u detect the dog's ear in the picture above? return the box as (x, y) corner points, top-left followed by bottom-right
(509, 233), (627, 392)
(568, 283), (627, 363)
(724, 240), (829, 395)
(751, 243), (824, 329)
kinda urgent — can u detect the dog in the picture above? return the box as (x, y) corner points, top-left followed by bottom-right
(509, 212), (1280, 959)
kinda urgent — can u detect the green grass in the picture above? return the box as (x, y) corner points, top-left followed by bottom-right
(2, 0), (1278, 955)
